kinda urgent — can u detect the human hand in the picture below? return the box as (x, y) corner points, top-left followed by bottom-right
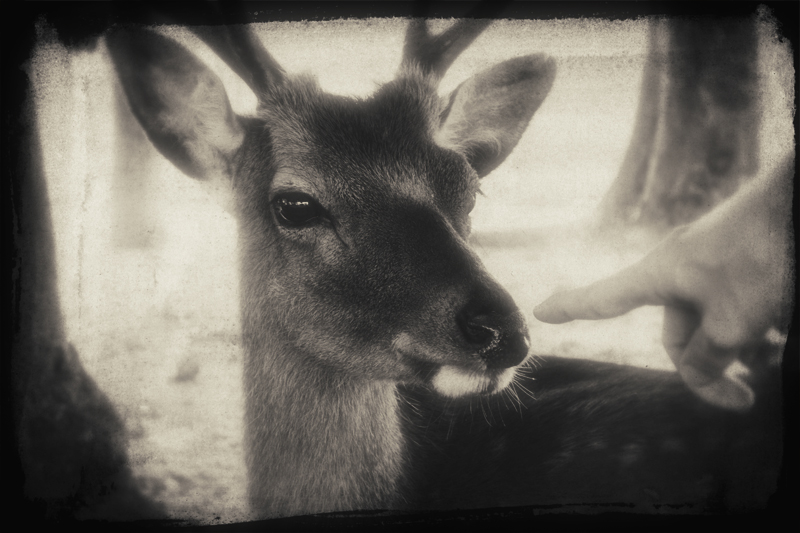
(534, 156), (794, 411)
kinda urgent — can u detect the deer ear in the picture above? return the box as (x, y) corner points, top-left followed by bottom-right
(106, 28), (245, 187)
(438, 55), (556, 177)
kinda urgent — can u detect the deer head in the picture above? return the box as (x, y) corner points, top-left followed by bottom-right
(106, 19), (555, 401)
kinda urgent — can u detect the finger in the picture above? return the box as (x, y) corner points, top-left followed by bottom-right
(676, 327), (755, 412)
(534, 264), (666, 324)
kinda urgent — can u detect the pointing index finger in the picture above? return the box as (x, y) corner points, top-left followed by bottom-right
(534, 261), (669, 324)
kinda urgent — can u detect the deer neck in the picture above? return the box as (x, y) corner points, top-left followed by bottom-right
(242, 332), (405, 518)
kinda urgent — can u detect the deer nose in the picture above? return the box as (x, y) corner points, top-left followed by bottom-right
(457, 303), (530, 370)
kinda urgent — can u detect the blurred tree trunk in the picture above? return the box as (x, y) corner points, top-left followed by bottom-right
(11, 27), (164, 521)
(599, 17), (760, 229)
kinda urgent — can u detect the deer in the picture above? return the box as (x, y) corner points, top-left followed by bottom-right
(104, 16), (783, 520)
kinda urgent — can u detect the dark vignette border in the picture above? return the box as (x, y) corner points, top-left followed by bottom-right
(5, 2), (798, 532)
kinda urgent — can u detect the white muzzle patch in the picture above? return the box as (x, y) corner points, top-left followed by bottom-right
(431, 365), (517, 398)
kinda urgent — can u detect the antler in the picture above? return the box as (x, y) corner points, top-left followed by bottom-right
(185, 1), (284, 96)
(401, 1), (510, 80)
(190, 25), (285, 96)
(194, 1), (507, 94)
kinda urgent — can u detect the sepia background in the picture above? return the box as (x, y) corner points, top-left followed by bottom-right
(29, 16), (793, 523)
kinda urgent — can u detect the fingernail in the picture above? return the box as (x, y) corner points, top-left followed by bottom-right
(683, 366), (755, 412)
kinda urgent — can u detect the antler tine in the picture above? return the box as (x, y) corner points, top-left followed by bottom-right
(401, 1), (510, 80)
(186, 1), (284, 96)
(402, 19), (492, 79)
(191, 25), (286, 96)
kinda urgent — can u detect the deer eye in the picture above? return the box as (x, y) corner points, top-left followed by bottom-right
(272, 192), (323, 227)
